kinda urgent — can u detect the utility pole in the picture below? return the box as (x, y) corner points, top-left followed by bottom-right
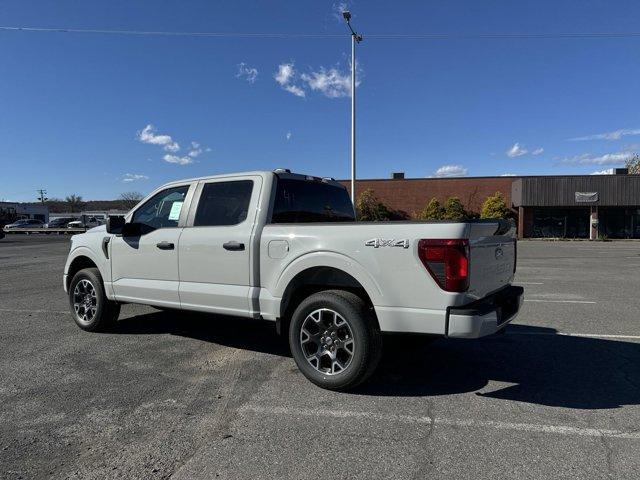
(342, 11), (362, 206)
(36, 189), (48, 204)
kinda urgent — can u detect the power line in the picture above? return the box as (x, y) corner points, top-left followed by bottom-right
(1, 25), (640, 40)
(0, 26), (343, 38)
(370, 32), (640, 39)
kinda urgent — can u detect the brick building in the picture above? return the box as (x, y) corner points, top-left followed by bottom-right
(339, 173), (515, 218)
(341, 170), (640, 240)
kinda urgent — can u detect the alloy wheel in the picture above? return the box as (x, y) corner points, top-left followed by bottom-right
(300, 308), (355, 375)
(73, 279), (98, 324)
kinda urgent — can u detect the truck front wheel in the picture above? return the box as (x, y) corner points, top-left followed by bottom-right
(68, 267), (120, 332)
(289, 290), (382, 391)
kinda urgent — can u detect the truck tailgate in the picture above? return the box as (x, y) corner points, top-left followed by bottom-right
(467, 222), (516, 299)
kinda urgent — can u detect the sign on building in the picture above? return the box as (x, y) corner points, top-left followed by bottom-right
(575, 192), (598, 203)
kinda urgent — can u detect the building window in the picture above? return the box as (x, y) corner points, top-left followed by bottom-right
(531, 208), (590, 239)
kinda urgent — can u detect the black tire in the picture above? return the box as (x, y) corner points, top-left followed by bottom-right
(68, 267), (120, 332)
(289, 290), (382, 391)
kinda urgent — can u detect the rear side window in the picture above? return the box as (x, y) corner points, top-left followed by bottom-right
(194, 180), (254, 226)
(270, 179), (355, 223)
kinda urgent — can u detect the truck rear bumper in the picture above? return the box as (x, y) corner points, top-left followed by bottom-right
(446, 285), (524, 338)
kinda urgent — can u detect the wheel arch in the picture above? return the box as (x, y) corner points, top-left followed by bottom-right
(66, 252), (100, 291)
(276, 261), (381, 335)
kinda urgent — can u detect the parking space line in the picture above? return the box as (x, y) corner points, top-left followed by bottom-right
(524, 299), (596, 304)
(508, 332), (640, 340)
(515, 282), (544, 285)
(239, 405), (640, 440)
(577, 248), (640, 251)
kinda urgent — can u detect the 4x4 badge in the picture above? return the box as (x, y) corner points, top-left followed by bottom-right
(365, 238), (410, 249)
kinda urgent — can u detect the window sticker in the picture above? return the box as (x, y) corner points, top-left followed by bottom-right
(168, 201), (183, 221)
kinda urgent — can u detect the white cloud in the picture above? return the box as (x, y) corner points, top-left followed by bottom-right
(163, 154), (194, 165)
(285, 131), (292, 141)
(122, 173), (149, 183)
(500, 173), (517, 177)
(560, 150), (634, 165)
(275, 63), (295, 86)
(284, 84), (306, 98)
(591, 168), (615, 175)
(236, 62), (258, 83)
(531, 147), (544, 156)
(137, 126), (210, 164)
(274, 63), (306, 98)
(506, 143), (528, 158)
(433, 165), (468, 178)
(570, 128), (640, 141)
(137, 124), (180, 152)
(274, 61), (360, 99)
(188, 141), (203, 158)
(301, 66), (354, 98)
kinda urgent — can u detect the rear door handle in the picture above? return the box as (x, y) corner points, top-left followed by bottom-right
(223, 241), (245, 251)
(156, 241), (175, 250)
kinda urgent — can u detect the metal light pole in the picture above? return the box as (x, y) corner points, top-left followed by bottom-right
(342, 11), (362, 205)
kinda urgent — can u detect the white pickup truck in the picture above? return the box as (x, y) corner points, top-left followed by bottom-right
(64, 169), (523, 390)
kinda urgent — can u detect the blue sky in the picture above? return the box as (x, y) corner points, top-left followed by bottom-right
(1, 0), (640, 201)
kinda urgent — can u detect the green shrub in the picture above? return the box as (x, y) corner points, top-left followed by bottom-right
(417, 198), (445, 220)
(480, 192), (512, 219)
(442, 197), (467, 221)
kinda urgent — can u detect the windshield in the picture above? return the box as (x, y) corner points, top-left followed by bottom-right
(270, 178), (355, 223)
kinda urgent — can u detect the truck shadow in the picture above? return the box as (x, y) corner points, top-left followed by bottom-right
(363, 324), (640, 409)
(114, 312), (640, 410)
(114, 310), (291, 357)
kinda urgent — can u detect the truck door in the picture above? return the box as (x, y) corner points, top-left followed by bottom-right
(178, 175), (262, 316)
(111, 184), (193, 307)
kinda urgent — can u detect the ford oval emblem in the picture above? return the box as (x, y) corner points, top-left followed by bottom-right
(495, 247), (504, 260)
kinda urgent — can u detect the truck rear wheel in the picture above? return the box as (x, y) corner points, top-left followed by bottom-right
(68, 267), (120, 332)
(289, 290), (382, 391)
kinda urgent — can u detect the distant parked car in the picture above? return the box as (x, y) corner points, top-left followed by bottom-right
(3, 219), (45, 232)
(46, 217), (77, 229)
(67, 217), (104, 229)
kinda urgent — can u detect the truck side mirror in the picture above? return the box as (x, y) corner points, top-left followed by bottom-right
(121, 222), (145, 237)
(106, 216), (125, 234)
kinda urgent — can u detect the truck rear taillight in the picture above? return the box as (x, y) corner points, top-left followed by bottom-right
(418, 239), (469, 292)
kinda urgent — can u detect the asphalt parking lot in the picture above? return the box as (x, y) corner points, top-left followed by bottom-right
(1, 235), (639, 479)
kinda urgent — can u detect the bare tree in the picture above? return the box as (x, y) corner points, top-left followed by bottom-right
(65, 194), (84, 213)
(119, 191), (144, 210)
(625, 154), (640, 174)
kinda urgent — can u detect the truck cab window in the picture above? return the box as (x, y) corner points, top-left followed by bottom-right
(194, 180), (254, 227)
(270, 179), (355, 223)
(132, 186), (189, 229)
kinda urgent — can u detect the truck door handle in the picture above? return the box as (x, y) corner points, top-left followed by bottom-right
(156, 241), (175, 250)
(223, 241), (245, 251)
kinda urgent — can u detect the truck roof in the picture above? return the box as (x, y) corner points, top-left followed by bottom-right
(161, 169), (344, 189)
